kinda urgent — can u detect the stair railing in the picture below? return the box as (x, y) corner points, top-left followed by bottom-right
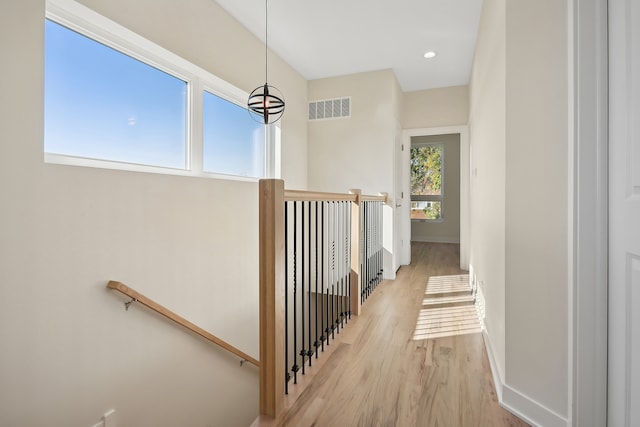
(258, 179), (386, 418)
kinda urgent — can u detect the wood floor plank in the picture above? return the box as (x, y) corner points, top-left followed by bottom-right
(254, 242), (529, 427)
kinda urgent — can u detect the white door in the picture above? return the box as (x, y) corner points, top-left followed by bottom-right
(608, 0), (640, 425)
(394, 122), (410, 268)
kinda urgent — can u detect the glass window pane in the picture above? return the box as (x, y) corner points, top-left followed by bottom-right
(411, 201), (442, 220)
(203, 91), (265, 177)
(44, 20), (187, 168)
(410, 145), (443, 196)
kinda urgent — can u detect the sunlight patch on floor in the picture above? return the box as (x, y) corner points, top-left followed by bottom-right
(424, 274), (471, 295)
(422, 295), (475, 305)
(413, 274), (482, 340)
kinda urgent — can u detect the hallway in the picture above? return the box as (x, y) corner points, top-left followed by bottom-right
(261, 242), (528, 426)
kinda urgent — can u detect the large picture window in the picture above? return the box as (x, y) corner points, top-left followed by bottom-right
(410, 144), (443, 220)
(203, 91), (266, 178)
(44, 0), (279, 180)
(45, 19), (188, 169)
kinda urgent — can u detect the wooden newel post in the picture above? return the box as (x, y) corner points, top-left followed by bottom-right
(349, 189), (362, 316)
(259, 179), (285, 418)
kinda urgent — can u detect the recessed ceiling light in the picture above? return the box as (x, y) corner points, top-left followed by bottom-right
(424, 51), (437, 59)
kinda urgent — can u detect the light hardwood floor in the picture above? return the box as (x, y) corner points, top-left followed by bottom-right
(254, 242), (529, 427)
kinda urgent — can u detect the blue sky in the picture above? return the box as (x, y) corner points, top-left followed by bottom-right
(203, 91), (264, 177)
(45, 19), (264, 176)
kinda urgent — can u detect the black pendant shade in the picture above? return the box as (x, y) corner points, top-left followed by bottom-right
(248, 0), (285, 124)
(248, 83), (285, 124)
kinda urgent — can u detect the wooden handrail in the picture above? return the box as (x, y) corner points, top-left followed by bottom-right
(107, 280), (259, 367)
(361, 193), (388, 203)
(285, 189), (386, 203)
(285, 189), (357, 202)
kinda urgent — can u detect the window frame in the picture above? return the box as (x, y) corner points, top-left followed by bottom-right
(410, 142), (444, 221)
(44, 0), (279, 181)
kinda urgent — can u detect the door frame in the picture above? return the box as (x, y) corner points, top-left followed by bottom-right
(400, 125), (470, 270)
(572, 0), (608, 424)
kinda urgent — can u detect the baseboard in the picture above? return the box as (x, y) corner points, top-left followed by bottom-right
(410, 236), (460, 244)
(481, 330), (568, 427)
(501, 385), (568, 427)
(481, 329), (504, 402)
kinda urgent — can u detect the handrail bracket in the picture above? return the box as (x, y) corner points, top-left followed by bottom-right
(124, 298), (137, 311)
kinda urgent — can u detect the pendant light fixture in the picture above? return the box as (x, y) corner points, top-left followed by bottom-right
(248, 0), (285, 124)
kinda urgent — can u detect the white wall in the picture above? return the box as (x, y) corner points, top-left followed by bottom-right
(307, 70), (397, 277)
(307, 70), (396, 195)
(402, 85), (469, 129)
(468, 0), (507, 393)
(0, 1), (308, 426)
(469, 0), (571, 425)
(504, 0), (569, 423)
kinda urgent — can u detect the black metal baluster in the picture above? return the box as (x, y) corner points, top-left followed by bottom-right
(374, 201), (378, 289)
(371, 202), (375, 291)
(336, 200), (339, 330)
(327, 201), (332, 341)
(344, 202), (348, 322)
(344, 201), (350, 324)
(373, 200), (377, 289)
(362, 202), (369, 302)
(364, 201), (369, 300)
(336, 201), (344, 333)
(373, 201), (377, 289)
(333, 201), (338, 338)
(321, 201), (326, 351)
(372, 200), (376, 290)
(372, 201), (376, 291)
(327, 202), (336, 343)
(307, 201), (312, 366)
(340, 201), (347, 328)
(378, 201), (383, 284)
(314, 201), (320, 358)
(360, 200), (365, 304)
(300, 201), (306, 375)
(325, 201), (330, 346)
(292, 201), (299, 383)
(376, 200), (380, 287)
(347, 200), (358, 319)
(368, 201), (372, 298)
(326, 201), (330, 346)
(284, 201), (289, 394)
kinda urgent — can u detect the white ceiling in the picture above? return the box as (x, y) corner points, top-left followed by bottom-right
(214, 0), (483, 93)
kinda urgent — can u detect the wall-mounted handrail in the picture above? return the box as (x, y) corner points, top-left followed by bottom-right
(107, 280), (259, 367)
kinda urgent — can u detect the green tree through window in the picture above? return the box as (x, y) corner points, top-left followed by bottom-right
(410, 145), (443, 220)
(411, 146), (442, 195)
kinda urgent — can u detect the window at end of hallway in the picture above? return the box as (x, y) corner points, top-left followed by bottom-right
(410, 144), (443, 221)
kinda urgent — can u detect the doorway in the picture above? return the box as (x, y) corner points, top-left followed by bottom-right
(399, 126), (469, 270)
(409, 134), (460, 245)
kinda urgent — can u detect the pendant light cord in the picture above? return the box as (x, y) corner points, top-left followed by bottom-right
(265, 0), (269, 84)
